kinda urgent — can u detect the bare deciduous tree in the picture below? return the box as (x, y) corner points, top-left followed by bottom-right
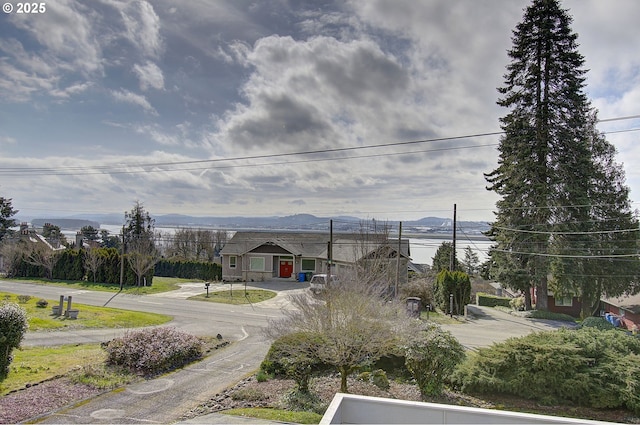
(0, 240), (25, 277)
(84, 247), (103, 283)
(267, 280), (406, 393)
(26, 243), (58, 279)
(127, 237), (159, 286)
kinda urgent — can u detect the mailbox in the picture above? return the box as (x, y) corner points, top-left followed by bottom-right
(406, 297), (421, 318)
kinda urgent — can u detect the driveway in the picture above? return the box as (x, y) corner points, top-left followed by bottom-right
(440, 304), (578, 350)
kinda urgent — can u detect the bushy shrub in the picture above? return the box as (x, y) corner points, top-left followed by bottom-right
(580, 316), (615, 331)
(255, 369), (271, 382)
(104, 327), (204, 376)
(36, 298), (48, 308)
(403, 322), (465, 398)
(399, 279), (434, 309)
(451, 328), (640, 413)
(433, 270), (471, 315)
(260, 332), (329, 393)
(371, 369), (390, 390)
(509, 296), (525, 311)
(0, 302), (29, 380)
(17, 295), (31, 304)
(281, 389), (327, 414)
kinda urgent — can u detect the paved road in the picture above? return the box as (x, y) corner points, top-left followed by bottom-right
(440, 305), (577, 350)
(1, 279), (576, 423)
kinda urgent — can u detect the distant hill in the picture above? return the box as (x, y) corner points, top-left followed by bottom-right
(31, 218), (100, 230)
(25, 213), (490, 235)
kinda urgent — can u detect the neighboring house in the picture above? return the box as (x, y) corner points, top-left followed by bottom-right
(0, 223), (64, 275)
(547, 292), (582, 318)
(600, 294), (640, 332)
(220, 231), (410, 284)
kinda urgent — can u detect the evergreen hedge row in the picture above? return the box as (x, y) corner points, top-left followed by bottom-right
(154, 259), (221, 281)
(11, 247), (152, 286)
(476, 292), (512, 308)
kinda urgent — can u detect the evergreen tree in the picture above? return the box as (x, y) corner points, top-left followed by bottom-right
(485, 0), (639, 314)
(431, 242), (460, 273)
(124, 200), (155, 245)
(0, 197), (18, 243)
(123, 201), (158, 286)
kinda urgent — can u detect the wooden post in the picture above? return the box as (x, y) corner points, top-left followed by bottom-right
(65, 295), (73, 317)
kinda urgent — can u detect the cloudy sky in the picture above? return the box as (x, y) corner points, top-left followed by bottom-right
(1, 0), (639, 223)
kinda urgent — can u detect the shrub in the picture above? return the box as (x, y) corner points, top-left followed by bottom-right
(36, 299), (49, 308)
(580, 316), (615, 331)
(399, 279), (434, 309)
(509, 296), (525, 311)
(16, 295), (31, 304)
(256, 369), (271, 382)
(451, 328), (640, 413)
(103, 327), (204, 376)
(261, 332), (329, 393)
(403, 322), (465, 398)
(371, 369), (390, 390)
(433, 270), (471, 315)
(0, 302), (29, 380)
(281, 389), (327, 414)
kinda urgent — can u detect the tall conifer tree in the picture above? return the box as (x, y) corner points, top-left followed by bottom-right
(485, 0), (639, 314)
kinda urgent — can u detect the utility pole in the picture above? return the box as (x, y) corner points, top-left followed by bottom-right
(328, 219), (333, 276)
(395, 221), (402, 298)
(119, 224), (125, 290)
(450, 204), (457, 271)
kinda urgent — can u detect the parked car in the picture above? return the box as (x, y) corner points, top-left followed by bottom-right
(309, 274), (339, 294)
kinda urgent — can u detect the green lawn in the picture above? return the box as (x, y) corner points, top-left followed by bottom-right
(221, 408), (322, 424)
(421, 309), (465, 324)
(0, 344), (120, 396)
(1, 292), (171, 331)
(7, 276), (192, 295)
(189, 289), (276, 305)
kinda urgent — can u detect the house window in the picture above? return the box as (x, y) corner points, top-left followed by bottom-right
(229, 256), (236, 269)
(555, 296), (573, 307)
(301, 259), (315, 271)
(250, 257), (265, 271)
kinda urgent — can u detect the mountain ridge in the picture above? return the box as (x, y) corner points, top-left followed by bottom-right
(18, 213), (490, 234)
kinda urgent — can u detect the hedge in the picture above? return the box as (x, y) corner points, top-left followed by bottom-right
(476, 292), (512, 308)
(155, 259), (221, 281)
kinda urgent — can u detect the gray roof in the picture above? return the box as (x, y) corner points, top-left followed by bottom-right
(220, 231), (410, 262)
(602, 293), (640, 315)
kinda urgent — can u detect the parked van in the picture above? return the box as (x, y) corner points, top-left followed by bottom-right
(309, 274), (339, 294)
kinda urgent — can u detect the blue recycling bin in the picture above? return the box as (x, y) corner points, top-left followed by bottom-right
(298, 272), (306, 282)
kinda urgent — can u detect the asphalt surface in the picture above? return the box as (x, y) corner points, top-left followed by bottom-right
(0, 279), (577, 423)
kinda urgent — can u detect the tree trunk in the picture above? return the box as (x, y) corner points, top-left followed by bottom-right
(524, 290), (532, 310)
(339, 366), (349, 393)
(535, 275), (548, 310)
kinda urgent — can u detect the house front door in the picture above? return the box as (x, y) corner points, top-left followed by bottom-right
(279, 260), (293, 278)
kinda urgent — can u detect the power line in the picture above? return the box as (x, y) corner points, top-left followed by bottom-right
(0, 114), (638, 177)
(490, 248), (638, 259)
(491, 225), (639, 235)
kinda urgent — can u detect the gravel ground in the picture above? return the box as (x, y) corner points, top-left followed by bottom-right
(0, 378), (103, 424)
(181, 374), (639, 424)
(180, 374), (495, 421)
(3, 374), (637, 424)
